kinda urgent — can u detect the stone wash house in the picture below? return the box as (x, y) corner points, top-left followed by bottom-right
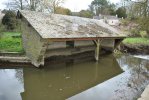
(18, 10), (126, 67)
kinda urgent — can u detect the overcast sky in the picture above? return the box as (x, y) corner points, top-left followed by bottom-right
(0, 0), (120, 12)
(63, 0), (120, 12)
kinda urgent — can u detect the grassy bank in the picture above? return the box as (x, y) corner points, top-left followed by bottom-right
(123, 38), (149, 45)
(0, 32), (23, 52)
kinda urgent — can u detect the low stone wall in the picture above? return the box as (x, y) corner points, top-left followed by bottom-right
(0, 54), (31, 67)
(0, 52), (29, 63)
(0, 56), (30, 63)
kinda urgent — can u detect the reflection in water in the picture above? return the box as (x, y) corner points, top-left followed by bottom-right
(69, 55), (149, 100)
(0, 55), (149, 100)
(21, 55), (122, 100)
(111, 56), (149, 100)
(0, 69), (24, 100)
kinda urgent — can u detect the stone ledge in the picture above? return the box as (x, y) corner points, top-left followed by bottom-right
(138, 85), (149, 100)
(0, 56), (30, 63)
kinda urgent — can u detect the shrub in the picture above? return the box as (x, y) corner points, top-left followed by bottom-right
(55, 7), (72, 15)
(138, 18), (149, 35)
(2, 11), (18, 30)
(116, 7), (127, 18)
(121, 19), (129, 26)
(130, 29), (140, 37)
(140, 31), (148, 38)
(79, 10), (93, 18)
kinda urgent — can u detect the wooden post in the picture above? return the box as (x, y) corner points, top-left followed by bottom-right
(94, 39), (101, 61)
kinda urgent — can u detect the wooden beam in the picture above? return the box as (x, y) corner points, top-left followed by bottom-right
(94, 39), (102, 61)
(46, 37), (126, 42)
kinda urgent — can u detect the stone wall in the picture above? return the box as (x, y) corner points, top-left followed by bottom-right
(101, 39), (115, 51)
(21, 17), (48, 67)
(21, 17), (116, 67)
(45, 39), (115, 58)
(45, 41), (95, 58)
(75, 41), (94, 47)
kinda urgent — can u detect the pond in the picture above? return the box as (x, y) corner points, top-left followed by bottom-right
(0, 54), (149, 100)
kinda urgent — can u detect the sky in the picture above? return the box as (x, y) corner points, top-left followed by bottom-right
(63, 0), (120, 12)
(0, 0), (6, 10)
(0, 0), (120, 12)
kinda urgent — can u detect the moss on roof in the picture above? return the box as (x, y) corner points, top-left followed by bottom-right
(19, 10), (126, 39)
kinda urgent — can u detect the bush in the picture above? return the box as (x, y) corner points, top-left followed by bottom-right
(138, 18), (149, 35)
(130, 29), (140, 37)
(121, 19), (129, 26)
(2, 11), (18, 30)
(79, 10), (93, 18)
(55, 7), (71, 15)
(116, 7), (127, 18)
(140, 31), (148, 38)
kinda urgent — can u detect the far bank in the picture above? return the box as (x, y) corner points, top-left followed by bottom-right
(120, 38), (149, 55)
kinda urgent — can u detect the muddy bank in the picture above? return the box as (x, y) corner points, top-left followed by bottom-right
(120, 43), (149, 55)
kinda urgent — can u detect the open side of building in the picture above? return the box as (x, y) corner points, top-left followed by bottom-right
(18, 10), (126, 67)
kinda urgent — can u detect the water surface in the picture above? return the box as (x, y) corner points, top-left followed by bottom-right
(0, 55), (149, 100)
(69, 55), (149, 100)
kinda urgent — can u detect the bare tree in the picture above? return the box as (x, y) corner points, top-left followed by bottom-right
(40, 0), (65, 13)
(4, 0), (29, 10)
(4, 0), (65, 13)
(29, 0), (41, 11)
(131, 0), (149, 17)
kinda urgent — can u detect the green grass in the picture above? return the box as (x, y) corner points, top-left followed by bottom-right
(123, 38), (149, 45)
(0, 32), (23, 52)
(2, 32), (21, 38)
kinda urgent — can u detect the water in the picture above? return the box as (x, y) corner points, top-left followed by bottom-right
(69, 55), (149, 100)
(134, 55), (149, 60)
(0, 55), (149, 100)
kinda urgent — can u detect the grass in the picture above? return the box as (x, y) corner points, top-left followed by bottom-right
(0, 32), (23, 52)
(2, 32), (21, 37)
(123, 38), (149, 45)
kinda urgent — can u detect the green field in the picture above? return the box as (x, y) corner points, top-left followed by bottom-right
(0, 32), (23, 52)
(123, 38), (149, 45)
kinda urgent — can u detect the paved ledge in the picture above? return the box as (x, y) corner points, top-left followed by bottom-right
(138, 85), (149, 100)
(0, 52), (30, 63)
(0, 56), (30, 63)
